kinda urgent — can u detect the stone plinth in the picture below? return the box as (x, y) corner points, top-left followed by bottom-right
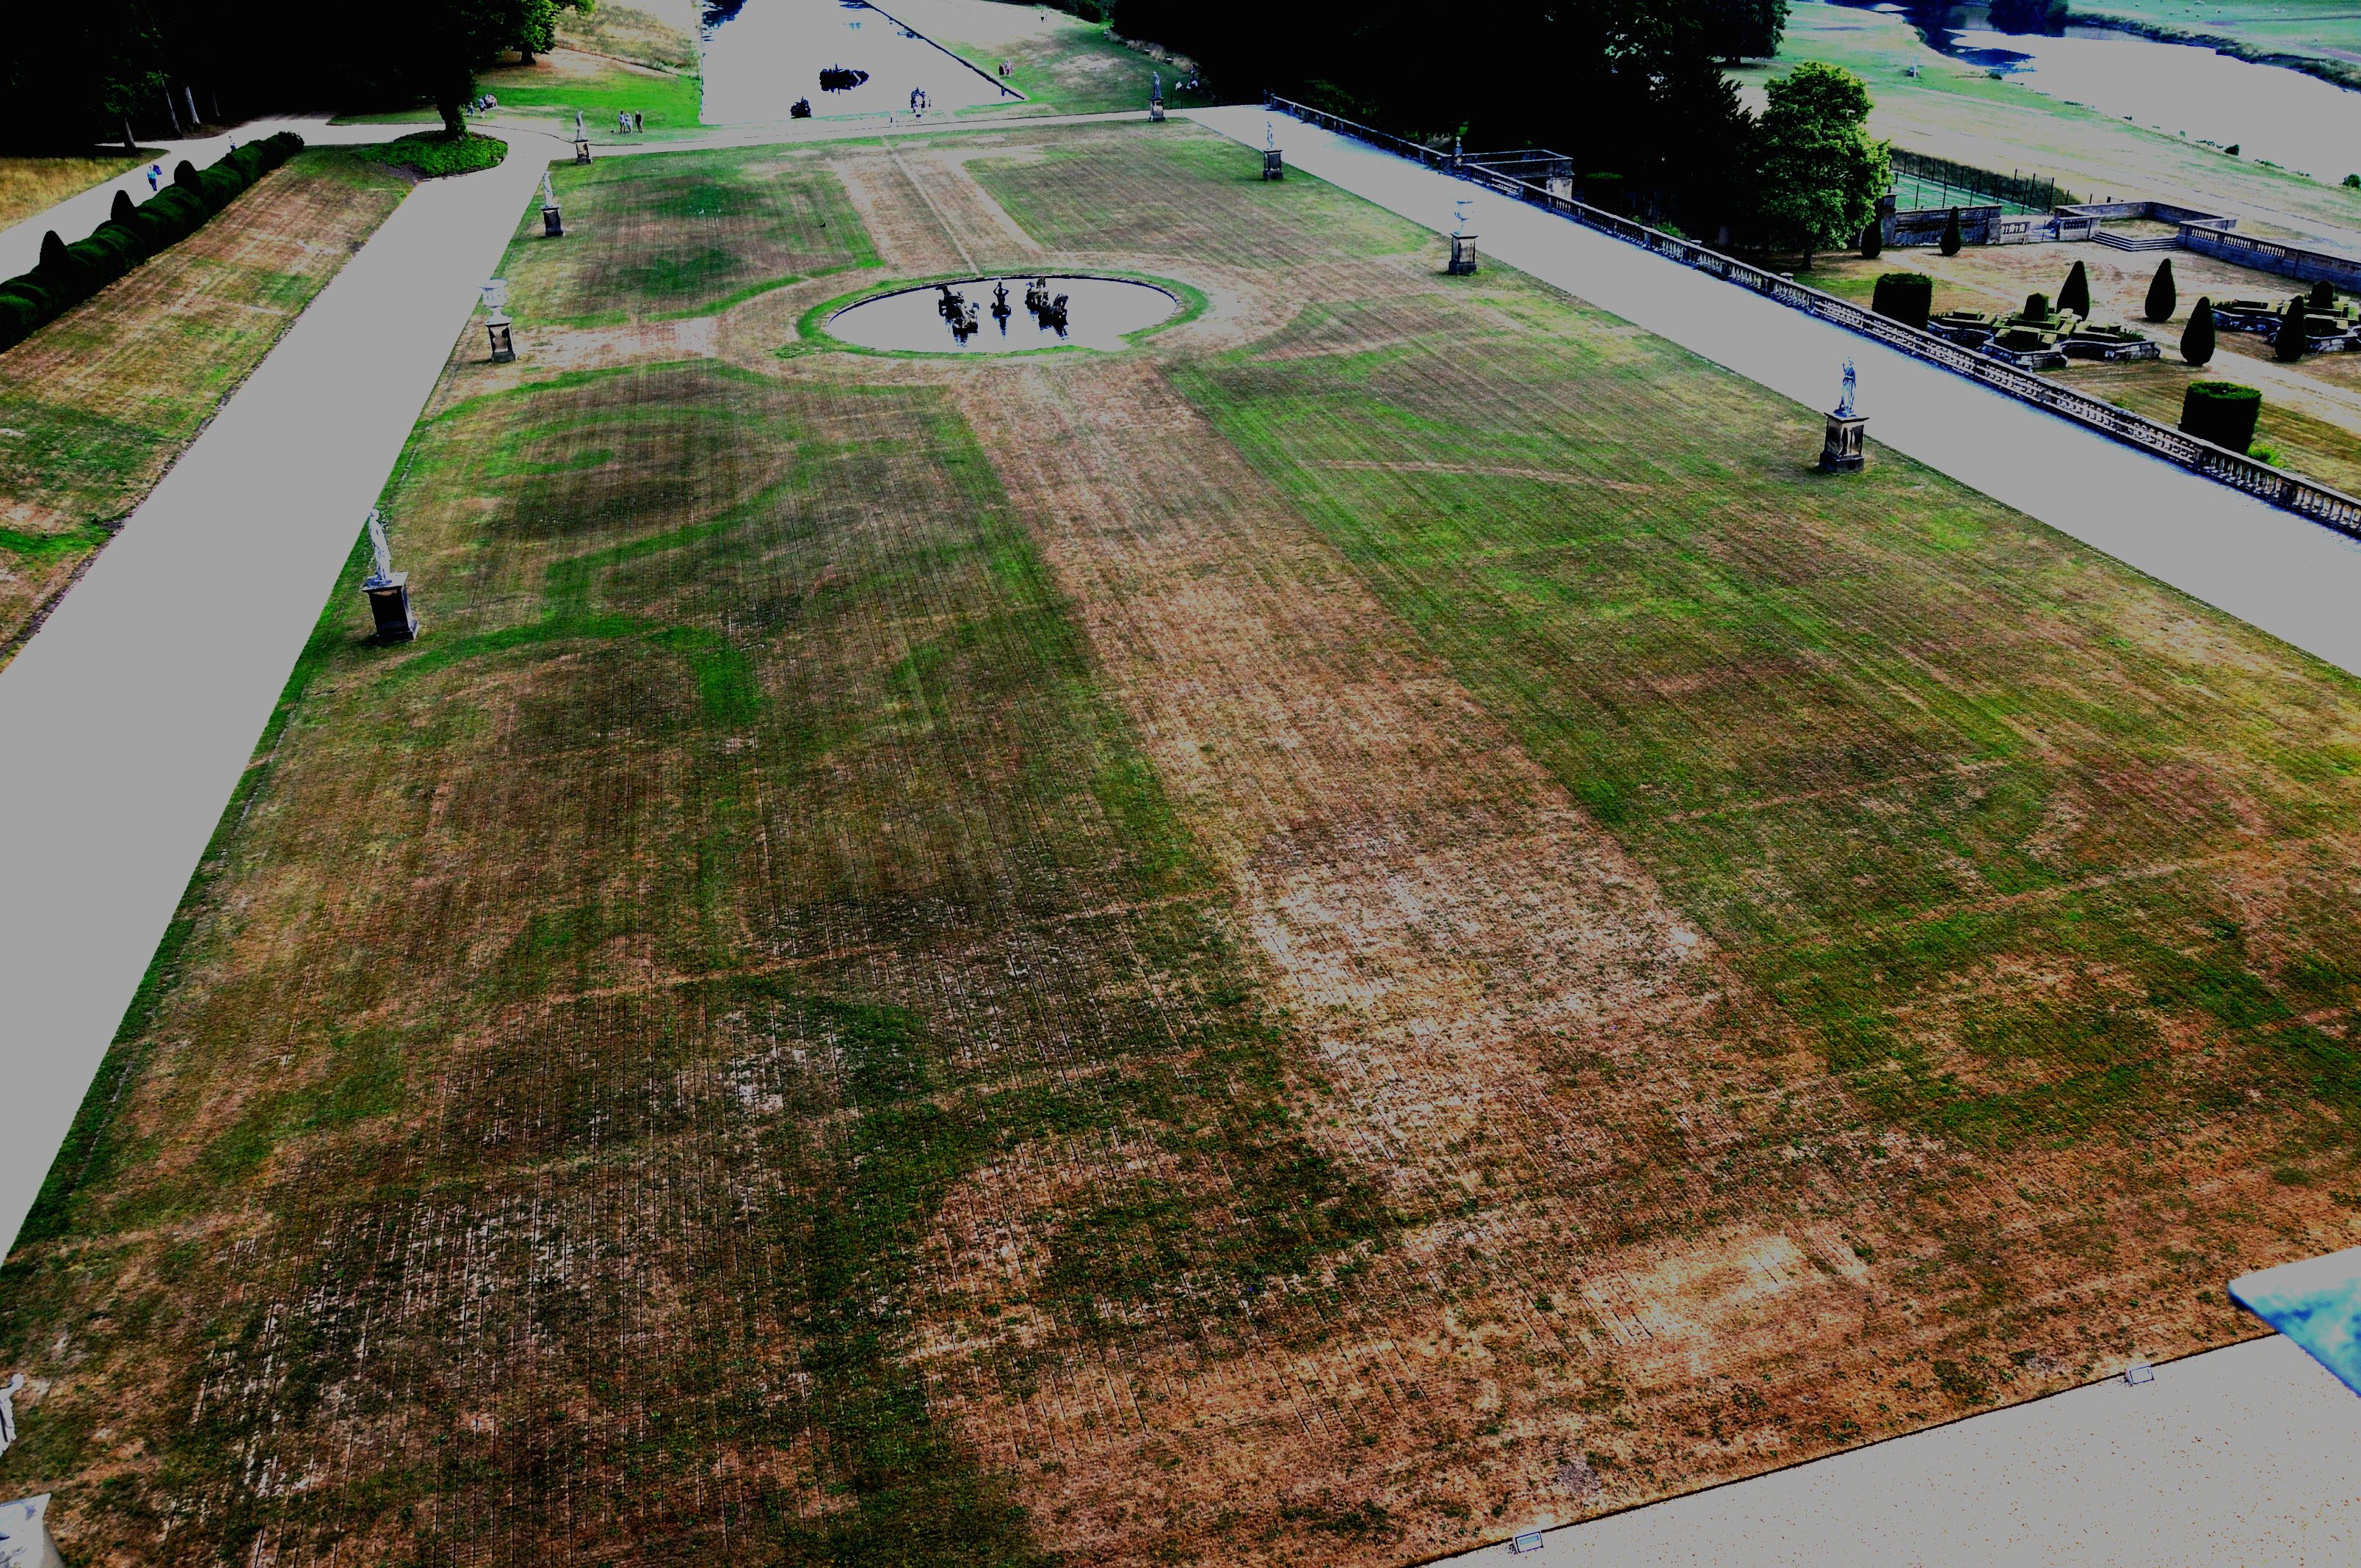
(1149, 98), (1166, 122)
(1448, 233), (1479, 276)
(486, 313), (515, 363)
(0, 1494), (65, 1568)
(542, 203), (564, 237)
(363, 573), (419, 642)
(1263, 148), (1284, 181)
(1821, 413), (1868, 472)
(573, 138), (592, 165)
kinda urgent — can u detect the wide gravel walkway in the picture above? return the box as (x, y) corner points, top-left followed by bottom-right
(0, 141), (548, 1252)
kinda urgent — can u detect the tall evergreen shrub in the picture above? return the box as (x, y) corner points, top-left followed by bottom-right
(1940, 206), (1962, 255)
(2277, 294), (2310, 360)
(2059, 258), (2090, 317)
(2144, 258), (2176, 322)
(2182, 297), (2216, 365)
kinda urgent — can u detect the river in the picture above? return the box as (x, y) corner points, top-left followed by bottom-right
(699, 0), (1020, 124)
(1854, 1), (2361, 179)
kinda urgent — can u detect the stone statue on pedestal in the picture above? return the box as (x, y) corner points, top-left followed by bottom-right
(364, 510), (395, 588)
(0, 1376), (24, 1459)
(1821, 360), (1868, 472)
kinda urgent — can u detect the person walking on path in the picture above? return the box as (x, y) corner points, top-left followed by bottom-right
(147, 164), (160, 192)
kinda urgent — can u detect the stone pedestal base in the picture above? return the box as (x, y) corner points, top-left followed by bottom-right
(486, 313), (515, 363)
(364, 574), (419, 643)
(1448, 234), (1479, 276)
(573, 138), (592, 165)
(1262, 148), (1284, 181)
(1149, 99), (1166, 122)
(542, 203), (564, 237)
(1820, 413), (1868, 472)
(0, 1495), (62, 1568)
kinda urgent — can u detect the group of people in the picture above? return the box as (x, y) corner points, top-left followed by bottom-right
(907, 87), (932, 115)
(614, 109), (645, 134)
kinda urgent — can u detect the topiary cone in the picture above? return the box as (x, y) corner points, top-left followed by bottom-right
(1860, 215), (1882, 258)
(2144, 257), (2176, 322)
(2277, 294), (2309, 361)
(1940, 207), (1962, 256)
(2310, 279), (2335, 309)
(110, 188), (135, 225)
(2059, 259), (2091, 318)
(37, 230), (67, 272)
(2182, 297), (2216, 365)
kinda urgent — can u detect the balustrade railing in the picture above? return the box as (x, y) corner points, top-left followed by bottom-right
(1263, 93), (2361, 540)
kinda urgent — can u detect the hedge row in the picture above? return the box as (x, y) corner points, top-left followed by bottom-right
(0, 131), (304, 352)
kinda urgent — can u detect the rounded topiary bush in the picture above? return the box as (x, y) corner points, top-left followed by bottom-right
(2276, 294), (2310, 361)
(63, 237), (126, 288)
(1871, 271), (1934, 329)
(173, 159), (200, 190)
(88, 223), (143, 272)
(0, 288), (43, 349)
(195, 165), (247, 211)
(2180, 380), (2262, 453)
(2023, 291), (2051, 321)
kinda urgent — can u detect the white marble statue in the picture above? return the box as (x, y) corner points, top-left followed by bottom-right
(0, 1376), (23, 1458)
(543, 170), (556, 207)
(1452, 197), (1472, 237)
(1266, 119), (1277, 151)
(1836, 359), (1857, 419)
(1152, 70), (1162, 102)
(365, 510), (394, 587)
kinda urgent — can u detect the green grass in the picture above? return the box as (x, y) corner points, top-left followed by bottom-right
(12, 118), (2361, 1566)
(0, 148), (412, 661)
(336, 52), (704, 137)
(1166, 271), (2361, 1155)
(499, 145), (877, 324)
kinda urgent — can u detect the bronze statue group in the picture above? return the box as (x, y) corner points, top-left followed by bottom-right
(935, 278), (1069, 343)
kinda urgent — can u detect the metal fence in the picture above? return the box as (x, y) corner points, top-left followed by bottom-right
(1263, 92), (2361, 541)
(1890, 148), (2066, 216)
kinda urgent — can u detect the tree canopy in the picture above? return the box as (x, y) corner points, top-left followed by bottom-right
(1750, 61), (1889, 264)
(3, 0), (587, 150)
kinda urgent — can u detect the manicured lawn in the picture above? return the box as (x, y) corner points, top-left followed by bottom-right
(0, 148), (412, 661)
(0, 153), (151, 232)
(338, 48), (705, 137)
(8, 122), (2360, 1567)
(501, 145), (877, 324)
(885, 0), (1219, 116)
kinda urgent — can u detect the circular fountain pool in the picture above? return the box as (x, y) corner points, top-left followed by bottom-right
(827, 275), (1180, 355)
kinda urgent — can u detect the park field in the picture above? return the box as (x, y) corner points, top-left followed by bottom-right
(2068, 0), (2361, 87)
(0, 153), (150, 232)
(0, 147), (413, 664)
(1740, 1), (2361, 245)
(4, 120), (2360, 1565)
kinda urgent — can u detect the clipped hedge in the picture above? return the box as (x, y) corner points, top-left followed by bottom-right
(1871, 272), (1934, 330)
(2179, 380), (2261, 454)
(0, 131), (302, 352)
(370, 131), (510, 180)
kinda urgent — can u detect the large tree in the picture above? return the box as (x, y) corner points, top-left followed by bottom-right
(1751, 60), (1890, 269)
